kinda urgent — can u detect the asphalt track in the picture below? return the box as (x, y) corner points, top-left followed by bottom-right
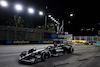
(0, 44), (100, 67)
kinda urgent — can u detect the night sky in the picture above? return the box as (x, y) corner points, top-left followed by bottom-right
(0, 0), (100, 36)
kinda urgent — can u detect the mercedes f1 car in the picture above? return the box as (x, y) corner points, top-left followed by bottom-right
(19, 43), (74, 64)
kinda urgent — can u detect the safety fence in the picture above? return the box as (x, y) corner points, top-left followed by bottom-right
(0, 26), (53, 41)
(73, 36), (100, 41)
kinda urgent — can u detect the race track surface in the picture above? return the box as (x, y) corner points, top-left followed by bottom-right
(0, 44), (100, 67)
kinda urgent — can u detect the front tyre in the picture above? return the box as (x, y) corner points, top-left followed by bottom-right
(41, 53), (49, 61)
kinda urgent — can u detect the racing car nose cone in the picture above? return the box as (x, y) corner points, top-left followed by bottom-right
(19, 57), (22, 60)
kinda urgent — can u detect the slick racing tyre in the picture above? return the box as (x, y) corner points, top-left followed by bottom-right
(46, 52), (51, 58)
(41, 53), (49, 61)
(68, 47), (74, 53)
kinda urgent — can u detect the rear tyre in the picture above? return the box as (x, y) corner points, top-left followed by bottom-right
(68, 47), (74, 53)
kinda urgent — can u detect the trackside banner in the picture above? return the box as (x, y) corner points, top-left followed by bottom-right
(0, 40), (61, 45)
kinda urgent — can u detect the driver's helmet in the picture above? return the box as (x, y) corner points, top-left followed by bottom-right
(32, 47), (36, 51)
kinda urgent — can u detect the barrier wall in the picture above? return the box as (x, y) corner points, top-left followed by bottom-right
(0, 40), (61, 45)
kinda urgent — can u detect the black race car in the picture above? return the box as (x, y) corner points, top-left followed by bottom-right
(19, 44), (74, 64)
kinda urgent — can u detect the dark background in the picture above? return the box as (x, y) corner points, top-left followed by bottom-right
(0, 0), (100, 36)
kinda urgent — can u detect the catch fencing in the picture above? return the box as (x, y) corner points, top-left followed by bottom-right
(73, 36), (100, 41)
(0, 26), (100, 41)
(0, 26), (52, 41)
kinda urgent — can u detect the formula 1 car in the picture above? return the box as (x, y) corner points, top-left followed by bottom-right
(19, 44), (74, 64)
(19, 48), (51, 64)
(46, 44), (74, 56)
